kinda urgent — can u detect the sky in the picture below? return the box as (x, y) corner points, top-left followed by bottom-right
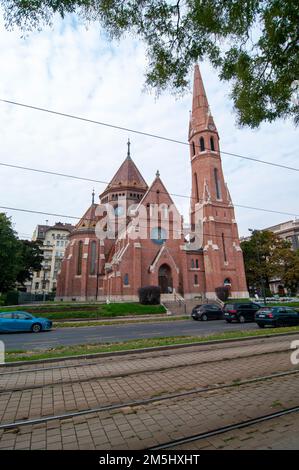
(0, 12), (298, 241)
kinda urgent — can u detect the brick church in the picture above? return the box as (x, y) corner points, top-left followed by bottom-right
(56, 66), (248, 301)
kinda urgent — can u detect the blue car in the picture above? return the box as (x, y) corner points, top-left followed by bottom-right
(0, 311), (52, 333)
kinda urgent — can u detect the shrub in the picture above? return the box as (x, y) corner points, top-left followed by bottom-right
(215, 286), (230, 302)
(138, 286), (161, 305)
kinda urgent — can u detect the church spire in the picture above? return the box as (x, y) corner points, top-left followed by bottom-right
(189, 65), (217, 138)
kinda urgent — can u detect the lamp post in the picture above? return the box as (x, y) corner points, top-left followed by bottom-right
(249, 229), (267, 305)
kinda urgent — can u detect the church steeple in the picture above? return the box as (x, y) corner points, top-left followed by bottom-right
(188, 64), (248, 300)
(189, 65), (218, 143)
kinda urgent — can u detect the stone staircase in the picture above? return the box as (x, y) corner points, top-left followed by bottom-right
(162, 295), (224, 316)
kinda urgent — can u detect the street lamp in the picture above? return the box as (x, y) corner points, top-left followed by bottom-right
(248, 228), (267, 305)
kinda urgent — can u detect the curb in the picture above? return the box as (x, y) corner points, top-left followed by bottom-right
(2, 330), (299, 368)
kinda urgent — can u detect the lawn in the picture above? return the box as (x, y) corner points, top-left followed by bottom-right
(0, 302), (166, 319)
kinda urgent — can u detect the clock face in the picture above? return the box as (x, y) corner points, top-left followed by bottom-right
(208, 124), (215, 131)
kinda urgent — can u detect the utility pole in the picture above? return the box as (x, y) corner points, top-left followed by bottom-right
(249, 229), (267, 305)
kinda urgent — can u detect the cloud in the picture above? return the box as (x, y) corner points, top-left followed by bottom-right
(0, 12), (298, 241)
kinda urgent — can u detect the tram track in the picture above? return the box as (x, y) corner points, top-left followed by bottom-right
(0, 346), (294, 394)
(149, 405), (299, 450)
(1, 367), (299, 431)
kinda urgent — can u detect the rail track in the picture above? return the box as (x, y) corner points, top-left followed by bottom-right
(1, 368), (298, 431)
(149, 405), (299, 450)
(0, 346), (293, 394)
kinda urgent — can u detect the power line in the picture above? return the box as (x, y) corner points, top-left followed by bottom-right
(0, 161), (298, 217)
(1, 98), (299, 172)
(1, 204), (299, 223)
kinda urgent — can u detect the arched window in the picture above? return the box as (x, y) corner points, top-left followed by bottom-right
(77, 241), (83, 275)
(194, 173), (199, 202)
(214, 168), (221, 199)
(195, 259), (199, 268)
(194, 274), (198, 285)
(222, 233), (227, 262)
(124, 273), (129, 285)
(200, 137), (205, 152)
(210, 136), (215, 151)
(90, 241), (97, 275)
(191, 141), (195, 156)
(191, 259), (195, 268)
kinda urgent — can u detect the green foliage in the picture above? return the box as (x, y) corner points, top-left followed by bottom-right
(0, 213), (43, 293)
(16, 239), (43, 286)
(241, 230), (298, 294)
(280, 249), (299, 294)
(0, 213), (21, 292)
(1, 0), (298, 127)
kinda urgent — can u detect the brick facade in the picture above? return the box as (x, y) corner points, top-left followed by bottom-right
(56, 66), (248, 301)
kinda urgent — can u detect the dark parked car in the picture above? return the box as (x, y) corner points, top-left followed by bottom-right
(255, 306), (299, 328)
(223, 302), (261, 323)
(191, 304), (223, 321)
(0, 311), (52, 333)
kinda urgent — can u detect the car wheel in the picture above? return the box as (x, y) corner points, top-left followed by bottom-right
(239, 315), (246, 323)
(192, 317), (199, 321)
(31, 323), (42, 333)
(201, 314), (208, 321)
(257, 323), (265, 328)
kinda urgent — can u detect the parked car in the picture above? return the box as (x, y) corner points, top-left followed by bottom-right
(191, 303), (223, 321)
(0, 311), (52, 333)
(255, 306), (299, 328)
(223, 302), (261, 323)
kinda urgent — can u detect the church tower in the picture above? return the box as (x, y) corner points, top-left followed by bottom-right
(189, 65), (248, 299)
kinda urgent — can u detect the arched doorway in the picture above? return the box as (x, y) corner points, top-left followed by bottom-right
(158, 264), (173, 293)
(224, 277), (232, 296)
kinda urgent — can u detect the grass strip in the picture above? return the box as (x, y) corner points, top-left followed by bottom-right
(5, 325), (299, 362)
(53, 316), (189, 328)
(0, 303), (166, 319)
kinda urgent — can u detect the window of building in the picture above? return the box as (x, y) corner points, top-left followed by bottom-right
(194, 274), (198, 285)
(200, 137), (205, 152)
(194, 173), (199, 202)
(210, 136), (215, 151)
(195, 259), (199, 268)
(35, 282), (39, 290)
(77, 241), (83, 275)
(124, 273), (129, 285)
(191, 141), (196, 156)
(222, 233), (227, 262)
(214, 168), (221, 199)
(90, 241), (97, 275)
(191, 259), (195, 268)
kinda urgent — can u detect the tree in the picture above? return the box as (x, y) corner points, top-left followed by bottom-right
(0, 213), (43, 293)
(0, 213), (21, 292)
(279, 248), (299, 294)
(16, 239), (43, 286)
(1, 0), (298, 127)
(241, 230), (294, 295)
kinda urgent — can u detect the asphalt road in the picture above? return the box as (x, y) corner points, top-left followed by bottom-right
(0, 319), (258, 351)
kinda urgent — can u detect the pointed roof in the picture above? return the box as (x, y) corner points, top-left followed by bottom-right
(108, 156), (147, 189)
(189, 65), (217, 137)
(100, 146), (148, 199)
(138, 172), (175, 208)
(74, 202), (99, 231)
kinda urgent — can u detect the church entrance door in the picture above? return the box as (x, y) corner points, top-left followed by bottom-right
(158, 264), (173, 293)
